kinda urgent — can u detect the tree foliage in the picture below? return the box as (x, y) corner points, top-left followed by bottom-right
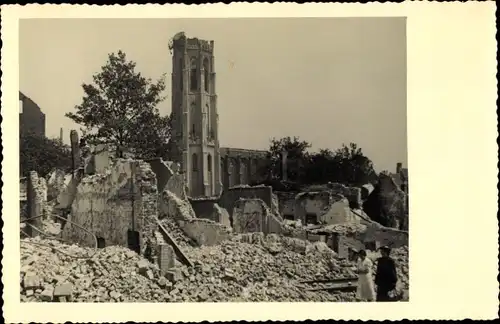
(66, 50), (171, 159)
(20, 131), (72, 178)
(261, 136), (311, 182)
(260, 137), (378, 187)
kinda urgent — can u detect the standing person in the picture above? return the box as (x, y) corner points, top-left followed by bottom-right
(375, 246), (398, 302)
(356, 250), (376, 301)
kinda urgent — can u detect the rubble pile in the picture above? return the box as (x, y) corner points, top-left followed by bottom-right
(180, 233), (359, 302)
(158, 217), (197, 248)
(20, 237), (167, 302)
(20, 231), (409, 303)
(20, 233), (355, 302)
(21, 202), (408, 303)
(309, 223), (368, 236)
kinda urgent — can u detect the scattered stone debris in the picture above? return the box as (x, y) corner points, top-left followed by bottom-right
(20, 143), (408, 303)
(21, 229), (408, 302)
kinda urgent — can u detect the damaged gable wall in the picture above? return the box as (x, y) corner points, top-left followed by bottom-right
(363, 172), (408, 229)
(219, 185), (273, 225)
(61, 160), (158, 254)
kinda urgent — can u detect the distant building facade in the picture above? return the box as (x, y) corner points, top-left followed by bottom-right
(19, 91), (46, 137)
(169, 33), (267, 197)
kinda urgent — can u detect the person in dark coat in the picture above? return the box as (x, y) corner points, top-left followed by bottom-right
(375, 246), (398, 302)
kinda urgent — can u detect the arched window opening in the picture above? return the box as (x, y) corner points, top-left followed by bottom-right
(179, 57), (184, 92)
(190, 58), (198, 91)
(207, 154), (213, 173)
(191, 123), (196, 139)
(206, 104), (211, 138)
(192, 153), (198, 171)
(203, 58), (210, 92)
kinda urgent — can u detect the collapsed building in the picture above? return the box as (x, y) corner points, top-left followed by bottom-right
(20, 135), (409, 303)
(20, 33), (409, 303)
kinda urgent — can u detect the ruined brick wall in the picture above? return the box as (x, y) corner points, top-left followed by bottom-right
(137, 161), (159, 254)
(233, 199), (266, 233)
(327, 183), (362, 209)
(147, 158), (174, 194)
(232, 198), (286, 235)
(320, 198), (358, 225)
(219, 185), (273, 225)
(20, 177), (27, 202)
(213, 203), (231, 227)
(363, 172), (407, 229)
(22, 171), (47, 235)
(356, 222), (409, 248)
(61, 160), (159, 252)
(182, 218), (232, 246)
(19, 91), (46, 137)
(294, 191), (331, 224)
(47, 169), (67, 201)
(189, 197), (220, 221)
(275, 191), (296, 219)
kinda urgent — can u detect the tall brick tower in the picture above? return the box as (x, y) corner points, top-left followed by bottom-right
(169, 32), (222, 197)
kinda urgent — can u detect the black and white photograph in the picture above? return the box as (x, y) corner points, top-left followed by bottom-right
(18, 17), (409, 303)
(2, 3), (498, 323)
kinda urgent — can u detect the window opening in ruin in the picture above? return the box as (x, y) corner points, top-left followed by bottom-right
(191, 123), (196, 138)
(190, 58), (198, 91)
(207, 154), (212, 173)
(364, 241), (379, 252)
(127, 230), (140, 254)
(96, 236), (106, 249)
(305, 213), (318, 225)
(330, 233), (340, 254)
(192, 153), (198, 171)
(203, 58), (210, 92)
(283, 214), (294, 221)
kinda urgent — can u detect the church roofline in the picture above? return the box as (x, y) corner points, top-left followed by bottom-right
(220, 147), (268, 158)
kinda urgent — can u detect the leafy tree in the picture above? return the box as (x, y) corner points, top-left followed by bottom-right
(66, 50), (170, 159)
(304, 148), (335, 184)
(261, 136), (311, 182)
(301, 142), (378, 186)
(20, 131), (72, 178)
(330, 143), (378, 186)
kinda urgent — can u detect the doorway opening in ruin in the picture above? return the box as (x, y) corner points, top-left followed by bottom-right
(127, 230), (140, 254)
(96, 236), (106, 249)
(283, 214), (294, 221)
(305, 213), (318, 225)
(364, 241), (379, 252)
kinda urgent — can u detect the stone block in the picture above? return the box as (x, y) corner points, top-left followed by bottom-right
(157, 276), (171, 288)
(53, 283), (73, 301)
(23, 274), (42, 290)
(307, 233), (322, 242)
(165, 269), (182, 283)
(40, 287), (54, 301)
(145, 270), (155, 280)
(137, 260), (150, 274)
(157, 244), (176, 274)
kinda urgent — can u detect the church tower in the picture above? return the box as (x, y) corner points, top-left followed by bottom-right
(169, 32), (222, 197)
